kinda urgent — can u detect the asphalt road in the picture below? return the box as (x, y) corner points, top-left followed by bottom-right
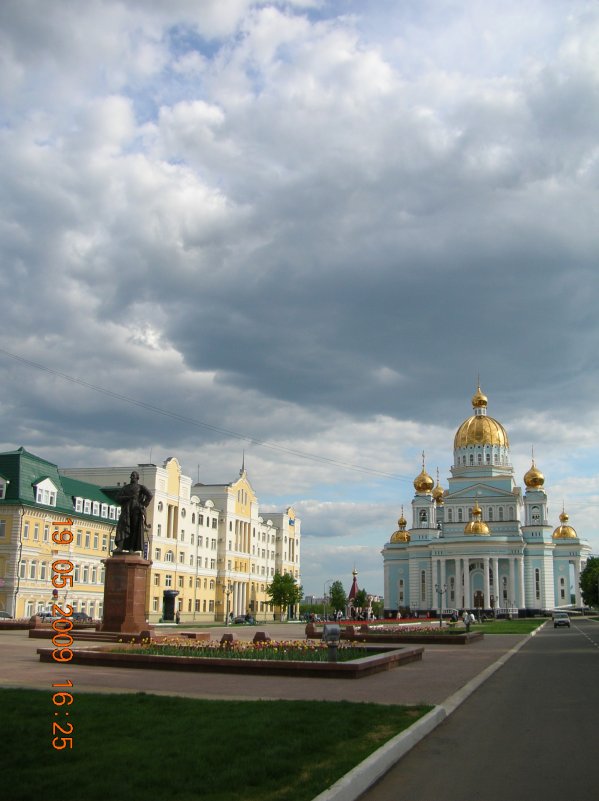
(360, 618), (599, 801)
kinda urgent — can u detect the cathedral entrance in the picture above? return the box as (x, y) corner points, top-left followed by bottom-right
(473, 590), (484, 611)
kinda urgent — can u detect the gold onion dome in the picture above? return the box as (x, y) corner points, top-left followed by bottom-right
(414, 454), (434, 493)
(553, 510), (577, 540)
(432, 470), (445, 504)
(390, 509), (410, 543)
(464, 502), (490, 536)
(524, 460), (545, 489)
(454, 385), (509, 448)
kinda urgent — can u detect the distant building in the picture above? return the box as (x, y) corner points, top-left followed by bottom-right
(62, 458), (301, 623)
(0, 447), (116, 618)
(382, 386), (591, 615)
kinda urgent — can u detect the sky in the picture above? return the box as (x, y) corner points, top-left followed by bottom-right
(1, 0), (599, 597)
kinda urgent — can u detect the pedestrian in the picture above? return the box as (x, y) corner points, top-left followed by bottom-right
(175, 611), (180, 624)
(462, 610), (471, 632)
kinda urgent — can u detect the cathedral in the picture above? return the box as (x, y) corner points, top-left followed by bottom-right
(382, 385), (591, 615)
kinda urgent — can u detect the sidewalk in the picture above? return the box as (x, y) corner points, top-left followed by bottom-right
(0, 624), (522, 704)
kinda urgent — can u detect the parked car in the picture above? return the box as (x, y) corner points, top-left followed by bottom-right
(0, 611), (13, 619)
(553, 612), (571, 628)
(72, 611), (93, 623)
(36, 611), (59, 622)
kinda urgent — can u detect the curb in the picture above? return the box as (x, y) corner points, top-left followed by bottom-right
(312, 624), (546, 801)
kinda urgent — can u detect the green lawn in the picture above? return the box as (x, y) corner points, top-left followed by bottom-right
(470, 618), (546, 634)
(3, 689), (431, 801)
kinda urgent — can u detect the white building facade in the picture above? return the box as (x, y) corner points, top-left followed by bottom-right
(382, 386), (591, 615)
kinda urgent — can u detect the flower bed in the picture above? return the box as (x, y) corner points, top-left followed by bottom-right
(125, 639), (373, 662)
(37, 638), (424, 678)
(305, 622), (483, 645)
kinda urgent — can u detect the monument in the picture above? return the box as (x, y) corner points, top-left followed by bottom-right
(100, 471), (154, 634)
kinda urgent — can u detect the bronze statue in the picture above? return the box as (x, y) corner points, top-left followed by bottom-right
(114, 471), (153, 553)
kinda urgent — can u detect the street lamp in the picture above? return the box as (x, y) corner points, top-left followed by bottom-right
(434, 583), (447, 628)
(324, 579), (333, 622)
(225, 580), (232, 625)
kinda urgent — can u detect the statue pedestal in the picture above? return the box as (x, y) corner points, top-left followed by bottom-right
(100, 553), (151, 635)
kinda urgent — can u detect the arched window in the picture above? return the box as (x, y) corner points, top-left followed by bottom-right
(499, 507), (504, 521)
(447, 508), (453, 522)
(477, 452), (482, 464)
(458, 508), (463, 522)
(469, 454), (474, 465)
(155, 548), (161, 560)
(419, 509), (427, 526)
(165, 550), (174, 562)
(531, 506), (540, 523)
(488, 507), (493, 521)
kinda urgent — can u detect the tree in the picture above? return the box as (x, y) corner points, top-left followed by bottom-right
(267, 572), (303, 620)
(329, 580), (347, 613)
(580, 557), (599, 608)
(354, 588), (368, 609)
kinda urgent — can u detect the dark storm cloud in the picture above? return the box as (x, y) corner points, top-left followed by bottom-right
(2, 0), (599, 576)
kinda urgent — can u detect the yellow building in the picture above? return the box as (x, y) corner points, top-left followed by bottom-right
(0, 448), (117, 618)
(62, 458), (302, 623)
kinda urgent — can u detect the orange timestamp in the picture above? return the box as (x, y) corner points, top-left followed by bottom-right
(50, 518), (75, 750)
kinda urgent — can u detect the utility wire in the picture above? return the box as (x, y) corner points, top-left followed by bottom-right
(0, 347), (413, 483)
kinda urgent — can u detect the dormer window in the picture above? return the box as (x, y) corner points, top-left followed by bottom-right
(84, 500), (91, 515)
(34, 477), (58, 507)
(75, 498), (83, 513)
(92, 501), (100, 516)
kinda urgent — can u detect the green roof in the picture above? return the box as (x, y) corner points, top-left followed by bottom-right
(0, 447), (120, 521)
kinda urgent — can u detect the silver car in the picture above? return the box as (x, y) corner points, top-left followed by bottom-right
(553, 612), (571, 628)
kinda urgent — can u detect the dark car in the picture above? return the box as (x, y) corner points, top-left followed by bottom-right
(233, 615), (256, 625)
(72, 611), (93, 623)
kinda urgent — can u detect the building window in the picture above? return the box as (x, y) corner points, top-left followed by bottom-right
(477, 452), (482, 464)
(458, 509), (463, 522)
(535, 568), (540, 600)
(531, 506), (540, 523)
(93, 534), (99, 550)
(85, 532), (90, 548)
(33, 524), (39, 541)
(101, 503), (108, 518)
(157, 524), (162, 536)
(179, 552), (185, 563)
(165, 574), (172, 588)
(488, 508), (493, 521)
(178, 576), (184, 588)
(212, 519), (217, 529)
(20, 561), (26, 579)
(155, 548), (161, 560)
(499, 507), (504, 521)
(165, 550), (174, 562)
(76, 530), (82, 546)
(102, 535), (108, 551)
(447, 509), (453, 522)
(23, 522), (29, 539)
(420, 570), (426, 602)
(75, 498), (83, 513)
(30, 560), (37, 579)
(469, 454), (474, 465)
(154, 574), (160, 586)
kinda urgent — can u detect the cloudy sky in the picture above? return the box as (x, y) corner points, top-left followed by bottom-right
(1, 0), (599, 596)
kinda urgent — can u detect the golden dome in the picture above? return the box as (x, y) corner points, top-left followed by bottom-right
(472, 385), (488, 408)
(553, 510), (577, 540)
(390, 508), (410, 543)
(432, 474), (445, 504)
(524, 460), (545, 489)
(454, 384), (509, 449)
(413, 454), (434, 493)
(464, 502), (490, 535)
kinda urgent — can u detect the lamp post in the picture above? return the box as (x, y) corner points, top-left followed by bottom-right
(324, 579), (333, 622)
(225, 580), (232, 625)
(434, 583), (447, 628)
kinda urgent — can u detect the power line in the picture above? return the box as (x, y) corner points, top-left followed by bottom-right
(0, 346), (413, 483)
